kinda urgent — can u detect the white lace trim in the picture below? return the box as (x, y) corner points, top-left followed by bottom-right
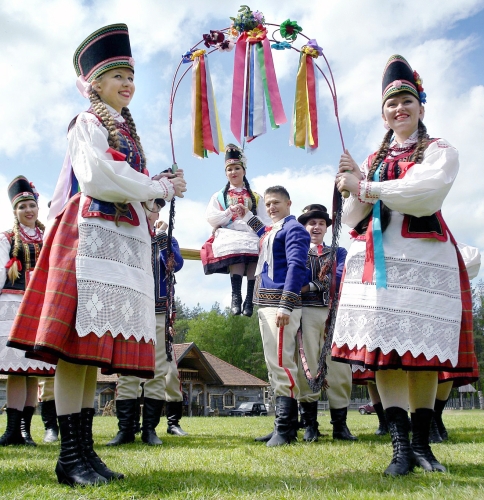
(75, 220), (156, 343)
(0, 296), (55, 372)
(212, 228), (259, 257)
(334, 254), (461, 366)
(76, 280), (156, 342)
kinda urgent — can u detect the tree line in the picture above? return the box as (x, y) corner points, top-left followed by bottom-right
(174, 279), (484, 391)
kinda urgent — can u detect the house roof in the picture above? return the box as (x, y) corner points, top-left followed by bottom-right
(201, 351), (269, 387)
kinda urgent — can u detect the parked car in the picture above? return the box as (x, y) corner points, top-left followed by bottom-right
(228, 402), (268, 417)
(359, 403), (375, 415)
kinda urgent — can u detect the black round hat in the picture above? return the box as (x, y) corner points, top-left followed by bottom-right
(298, 204), (332, 227)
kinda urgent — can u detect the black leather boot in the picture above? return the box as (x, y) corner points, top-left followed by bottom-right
(254, 431), (273, 442)
(141, 397), (164, 445)
(267, 396), (298, 447)
(384, 406), (415, 476)
(242, 279), (255, 317)
(434, 398), (449, 440)
(20, 406), (37, 446)
(40, 400), (59, 443)
(80, 408), (124, 481)
(300, 401), (319, 442)
(106, 399), (137, 446)
(0, 408), (25, 446)
(411, 409), (446, 472)
(134, 397), (141, 434)
(429, 416), (443, 443)
(166, 401), (188, 436)
(230, 275), (243, 315)
(373, 402), (389, 436)
(55, 413), (107, 486)
(330, 407), (358, 441)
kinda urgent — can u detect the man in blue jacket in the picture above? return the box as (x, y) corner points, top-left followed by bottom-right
(239, 186), (310, 446)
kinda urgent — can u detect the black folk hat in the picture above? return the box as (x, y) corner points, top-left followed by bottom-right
(298, 204), (332, 227)
(73, 23), (134, 83)
(8, 176), (38, 208)
(225, 143), (247, 169)
(382, 54), (426, 104)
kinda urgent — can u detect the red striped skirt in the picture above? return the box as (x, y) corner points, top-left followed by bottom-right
(7, 194), (155, 378)
(332, 244), (477, 374)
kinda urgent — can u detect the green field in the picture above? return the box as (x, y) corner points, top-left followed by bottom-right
(0, 410), (483, 499)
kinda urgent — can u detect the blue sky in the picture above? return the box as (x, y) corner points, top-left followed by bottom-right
(1, 0), (483, 309)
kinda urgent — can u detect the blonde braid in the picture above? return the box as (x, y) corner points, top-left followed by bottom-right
(7, 217), (21, 284)
(367, 129), (393, 181)
(35, 219), (45, 232)
(88, 91), (121, 151)
(121, 107), (147, 171)
(410, 120), (429, 165)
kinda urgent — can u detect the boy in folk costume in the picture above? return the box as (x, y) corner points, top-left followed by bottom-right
(296, 204), (356, 442)
(237, 186), (310, 446)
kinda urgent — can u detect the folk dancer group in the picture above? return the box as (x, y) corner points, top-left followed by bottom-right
(0, 20), (479, 487)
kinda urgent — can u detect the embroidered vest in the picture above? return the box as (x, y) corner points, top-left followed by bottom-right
(354, 139), (447, 241)
(2, 231), (42, 291)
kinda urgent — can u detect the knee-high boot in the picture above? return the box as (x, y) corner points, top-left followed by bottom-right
(40, 400), (59, 443)
(434, 398), (449, 440)
(20, 406), (37, 446)
(0, 408), (25, 446)
(411, 408), (446, 472)
(230, 275), (243, 315)
(80, 408), (124, 481)
(166, 401), (188, 436)
(106, 399), (137, 446)
(330, 407), (358, 441)
(141, 397), (164, 445)
(55, 413), (107, 486)
(242, 279), (255, 317)
(373, 402), (389, 436)
(267, 396), (298, 447)
(300, 401), (319, 442)
(384, 406), (415, 476)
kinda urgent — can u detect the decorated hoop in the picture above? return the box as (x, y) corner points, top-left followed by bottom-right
(165, 5), (346, 390)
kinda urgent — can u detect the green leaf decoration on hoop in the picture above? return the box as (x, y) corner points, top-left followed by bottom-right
(279, 19), (302, 41)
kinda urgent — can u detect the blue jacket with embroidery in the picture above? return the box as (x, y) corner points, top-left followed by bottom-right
(152, 231), (183, 314)
(246, 215), (310, 311)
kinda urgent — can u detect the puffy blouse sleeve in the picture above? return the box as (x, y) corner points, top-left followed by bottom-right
(206, 191), (233, 228)
(68, 112), (174, 203)
(357, 139), (459, 217)
(0, 233), (10, 290)
(253, 192), (272, 226)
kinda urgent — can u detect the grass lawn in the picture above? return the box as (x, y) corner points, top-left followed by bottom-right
(0, 410), (483, 499)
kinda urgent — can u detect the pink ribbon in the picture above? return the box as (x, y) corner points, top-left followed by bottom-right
(76, 75), (92, 98)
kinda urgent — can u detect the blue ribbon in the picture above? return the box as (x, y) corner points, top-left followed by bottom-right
(372, 163), (387, 289)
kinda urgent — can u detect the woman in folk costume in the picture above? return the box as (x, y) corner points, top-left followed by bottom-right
(333, 54), (478, 476)
(0, 177), (55, 447)
(202, 144), (271, 317)
(8, 24), (186, 486)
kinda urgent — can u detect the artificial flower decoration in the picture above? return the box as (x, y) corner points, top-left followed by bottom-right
(203, 30), (225, 48)
(271, 41), (292, 50)
(413, 70), (427, 103)
(191, 49), (207, 60)
(230, 5), (265, 33)
(279, 19), (302, 41)
(301, 45), (320, 58)
(306, 39), (323, 56)
(246, 24), (267, 43)
(228, 26), (239, 39)
(218, 39), (235, 52)
(182, 50), (194, 64)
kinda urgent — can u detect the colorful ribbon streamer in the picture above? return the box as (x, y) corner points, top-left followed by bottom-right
(192, 53), (224, 158)
(362, 163), (387, 289)
(231, 27), (287, 143)
(291, 52), (318, 151)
